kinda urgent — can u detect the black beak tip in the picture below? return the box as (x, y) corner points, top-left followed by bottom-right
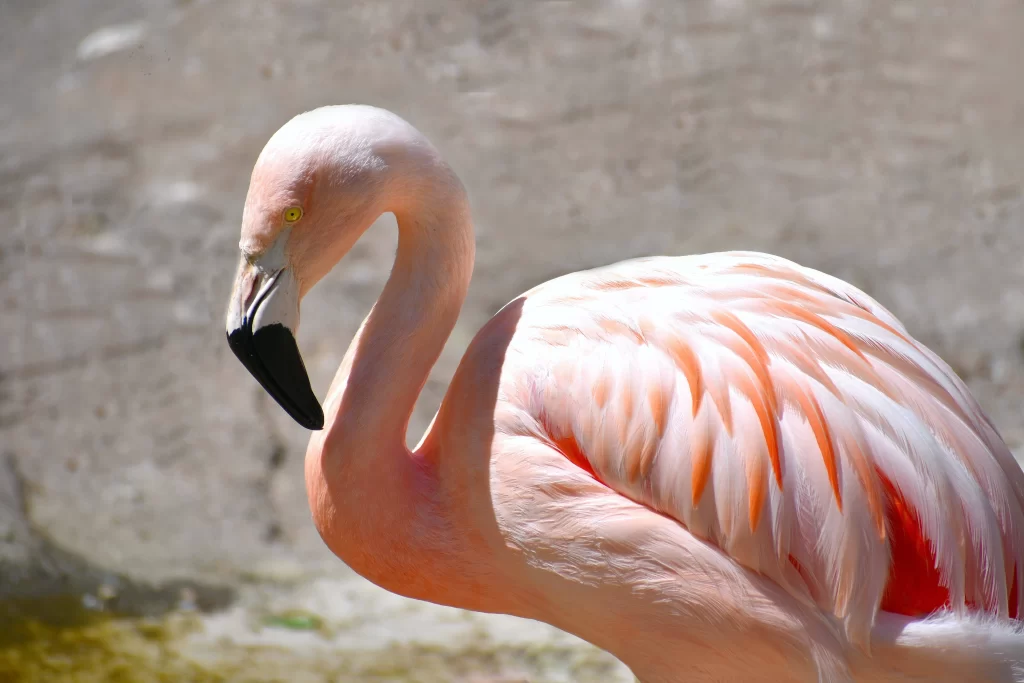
(298, 405), (325, 431)
(226, 328), (250, 366)
(226, 325), (325, 431)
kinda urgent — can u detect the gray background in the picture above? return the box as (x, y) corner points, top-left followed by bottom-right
(2, 0), (1023, 680)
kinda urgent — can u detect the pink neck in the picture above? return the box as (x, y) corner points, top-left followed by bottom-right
(304, 168), (481, 606)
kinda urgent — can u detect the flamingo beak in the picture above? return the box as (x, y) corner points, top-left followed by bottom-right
(225, 255), (324, 430)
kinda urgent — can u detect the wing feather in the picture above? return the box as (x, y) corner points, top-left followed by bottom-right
(506, 251), (1024, 644)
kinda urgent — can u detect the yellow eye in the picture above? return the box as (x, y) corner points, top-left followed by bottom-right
(284, 206), (303, 223)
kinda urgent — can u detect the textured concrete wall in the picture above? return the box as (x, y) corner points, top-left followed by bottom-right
(1, 0), (1023, 663)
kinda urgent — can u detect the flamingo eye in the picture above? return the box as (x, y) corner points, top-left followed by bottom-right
(284, 206), (303, 223)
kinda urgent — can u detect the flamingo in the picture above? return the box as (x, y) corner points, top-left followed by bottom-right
(225, 105), (1024, 682)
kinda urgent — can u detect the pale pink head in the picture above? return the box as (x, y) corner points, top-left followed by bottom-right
(225, 105), (447, 429)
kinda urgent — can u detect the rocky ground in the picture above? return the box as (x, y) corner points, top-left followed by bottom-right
(1, 0), (1023, 680)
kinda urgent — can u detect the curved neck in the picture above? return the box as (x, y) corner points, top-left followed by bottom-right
(305, 162), (477, 602)
(328, 185), (474, 453)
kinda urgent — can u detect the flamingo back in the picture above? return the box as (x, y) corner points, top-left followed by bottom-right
(497, 251), (1024, 646)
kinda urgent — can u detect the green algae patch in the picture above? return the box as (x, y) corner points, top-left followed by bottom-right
(0, 595), (628, 682)
(260, 609), (324, 632)
(0, 613), (626, 682)
(0, 605), (213, 683)
(0, 594), (109, 649)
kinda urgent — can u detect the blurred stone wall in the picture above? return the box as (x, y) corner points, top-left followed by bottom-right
(1, 0), (1023, 598)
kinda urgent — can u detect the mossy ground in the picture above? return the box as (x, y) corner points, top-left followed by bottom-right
(0, 598), (628, 682)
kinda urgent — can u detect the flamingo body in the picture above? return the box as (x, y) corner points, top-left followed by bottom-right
(492, 252), (1024, 629)
(226, 105), (1024, 682)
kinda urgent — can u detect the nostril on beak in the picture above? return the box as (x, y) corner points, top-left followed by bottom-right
(241, 273), (260, 313)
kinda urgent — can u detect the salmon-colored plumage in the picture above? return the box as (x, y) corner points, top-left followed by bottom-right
(229, 106), (1024, 682)
(646, 381), (669, 438)
(663, 334), (704, 417)
(780, 302), (870, 361)
(592, 374), (610, 408)
(689, 407), (714, 507)
(784, 373), (842, 510)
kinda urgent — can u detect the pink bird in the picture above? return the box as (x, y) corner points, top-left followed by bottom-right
(225, 105), (1024, 682)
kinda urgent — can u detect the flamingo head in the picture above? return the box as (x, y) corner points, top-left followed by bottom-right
(225, 105), (418, 430)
